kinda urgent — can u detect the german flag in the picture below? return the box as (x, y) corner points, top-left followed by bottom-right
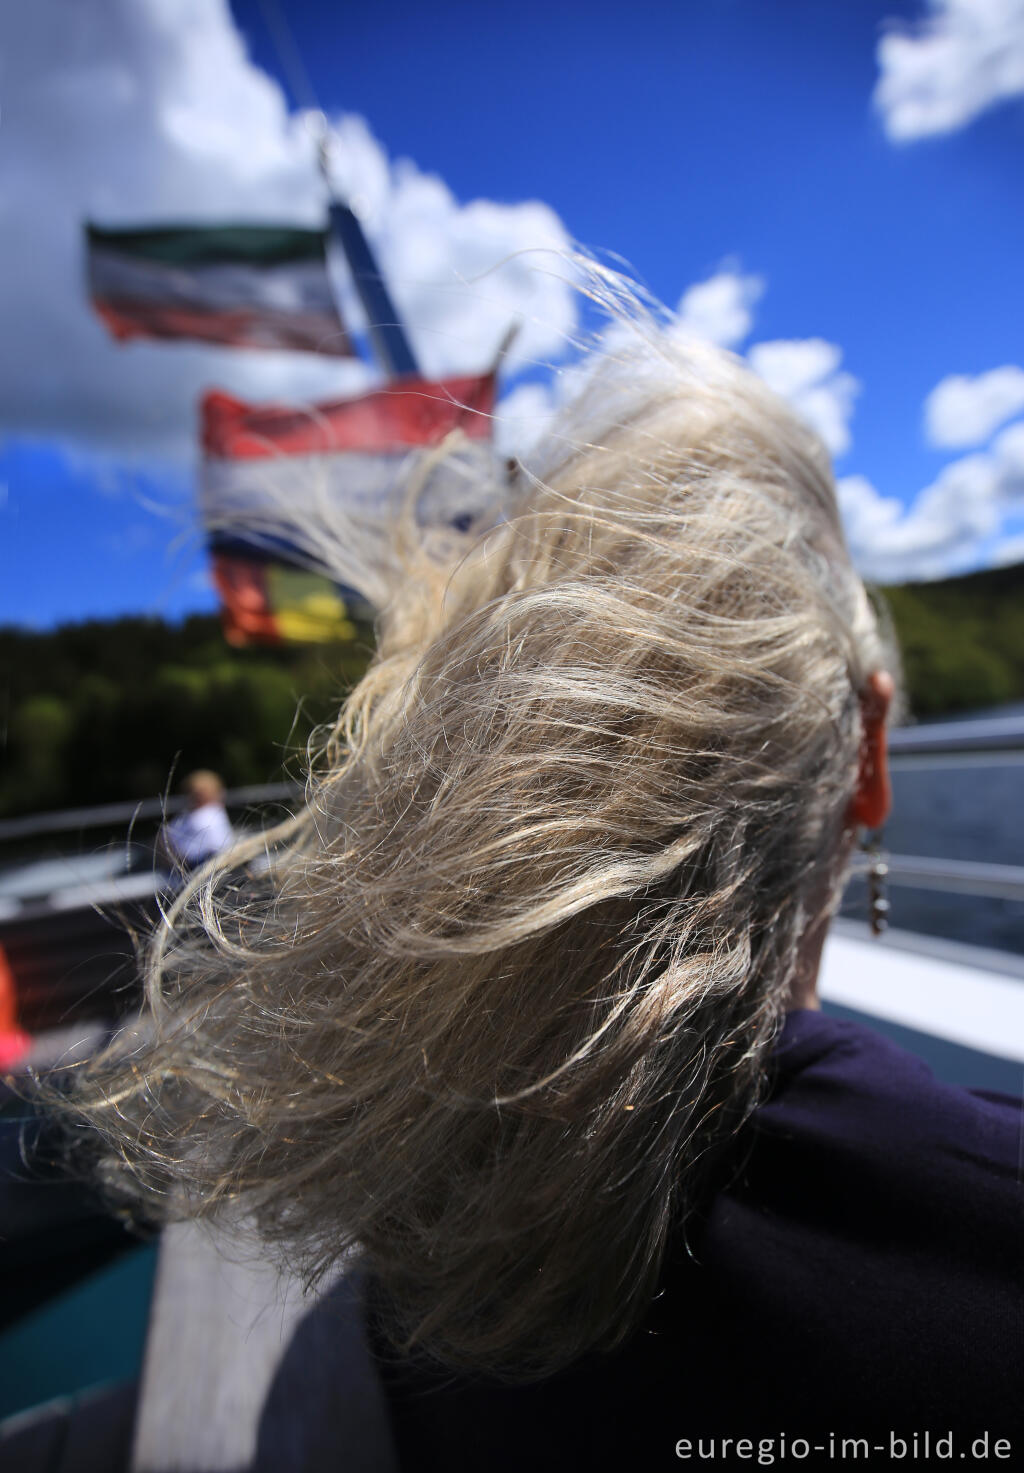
(199, 370), (499, 635)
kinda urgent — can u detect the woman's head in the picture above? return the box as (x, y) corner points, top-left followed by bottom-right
(182, 769), (225, 809)
(360, 327), (894, 965)
(60, 294), (898, 1379)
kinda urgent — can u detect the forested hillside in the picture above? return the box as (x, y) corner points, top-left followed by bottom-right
(883, 561), (1024, 716)
(0, 614), (375, 818)
(2, 559), (1023, 819)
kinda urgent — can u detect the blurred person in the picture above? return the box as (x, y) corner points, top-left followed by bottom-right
(160, 769), (233, 875)
(40, 273), (1021, 1469)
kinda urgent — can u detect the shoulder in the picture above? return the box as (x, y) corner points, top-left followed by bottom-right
(723, 1008), (1022, 1248)
(673, 1010), (1022, 1432)
(370, 1014), (1022, 1463)
(758, 1008), (1021, 1178)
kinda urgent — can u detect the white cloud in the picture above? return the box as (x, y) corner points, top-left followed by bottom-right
(924, 365), (1024, 447)
(0, 0), (576, 465)
(990, 530), (1024, 565)
(875, 0), (1024, 141)
(837, 369), (1024, 581)
(836, 475), (906, 556)
(675, 270), (764, 349)
(838, 419), (1024, 580)
(838, 461), (995, 581)
(493, 381), (560, 459)
(995, 417), (1024, 482)
(746, 339), (860, 457)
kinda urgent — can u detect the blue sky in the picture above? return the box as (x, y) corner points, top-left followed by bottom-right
(3, 0), (1024, 627)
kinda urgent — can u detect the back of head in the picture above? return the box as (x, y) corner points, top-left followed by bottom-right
(62, 287), (896, 1380)
(183, 769), (225, 807)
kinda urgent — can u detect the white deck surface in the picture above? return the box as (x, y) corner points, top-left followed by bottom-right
(821, 925), (1024, 1064)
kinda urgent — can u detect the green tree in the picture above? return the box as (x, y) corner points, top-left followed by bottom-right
(5, 694), (73, 810)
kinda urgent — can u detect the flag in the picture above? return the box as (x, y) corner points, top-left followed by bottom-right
(210, 545), (357, 646)
(86, 222), (353, 356)
(200, 371), (501, 621)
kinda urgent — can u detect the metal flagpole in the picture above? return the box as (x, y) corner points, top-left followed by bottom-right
(256, 0), (420, 379)
(316, 128), (421, 379)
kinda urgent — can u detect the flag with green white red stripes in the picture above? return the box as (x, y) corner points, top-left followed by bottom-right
(86, 221), (353, 356)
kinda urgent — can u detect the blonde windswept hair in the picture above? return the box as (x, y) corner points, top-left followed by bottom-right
(58, 273), (896, 1379)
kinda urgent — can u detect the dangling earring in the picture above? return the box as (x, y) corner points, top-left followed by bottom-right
(863, 831), (890, 937)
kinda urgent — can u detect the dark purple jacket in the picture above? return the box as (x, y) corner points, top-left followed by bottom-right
(374, 1011), (1023, 1470)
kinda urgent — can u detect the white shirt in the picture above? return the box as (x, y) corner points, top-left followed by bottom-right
(164, 802), (233, 866)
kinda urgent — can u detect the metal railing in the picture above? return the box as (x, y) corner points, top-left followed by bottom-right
(4, 712), (1024, 906)
(850, 855), (1024, 904)
(0, 783), (300, 845)
(888, 712), (1024, 755)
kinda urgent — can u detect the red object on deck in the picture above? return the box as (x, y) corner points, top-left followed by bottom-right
(0, 943), (30, 1069)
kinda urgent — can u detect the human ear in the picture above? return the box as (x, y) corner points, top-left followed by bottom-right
(848, 670), (893, 830)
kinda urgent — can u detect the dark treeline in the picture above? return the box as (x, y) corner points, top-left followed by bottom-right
(883, 560), (1024, 716)
(2, 560), (1023, 819)
(0, 614), (375, 819)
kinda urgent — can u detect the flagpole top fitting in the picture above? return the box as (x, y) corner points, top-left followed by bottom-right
(305, 110), (331, 184)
